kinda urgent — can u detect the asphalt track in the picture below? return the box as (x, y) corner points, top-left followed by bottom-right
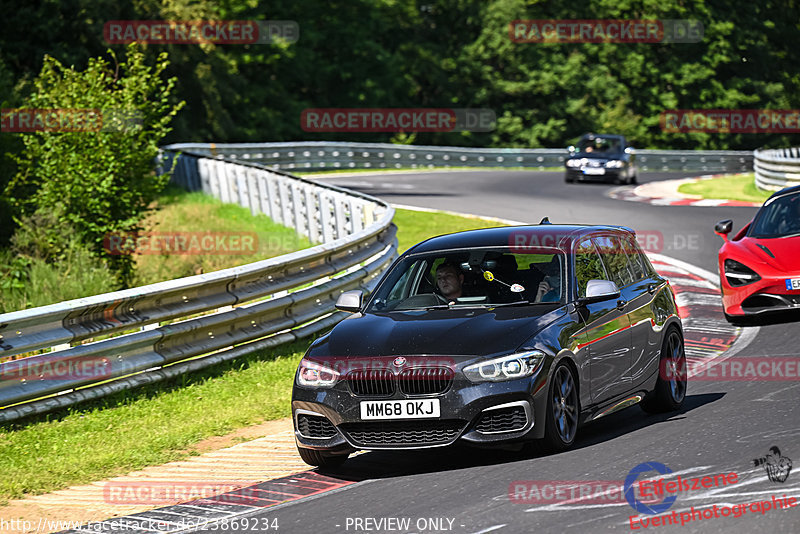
(192, 170), (799, 534)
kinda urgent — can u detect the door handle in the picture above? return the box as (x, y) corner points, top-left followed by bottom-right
(617, 299), (628, 310)
(647, 283), (659, 294)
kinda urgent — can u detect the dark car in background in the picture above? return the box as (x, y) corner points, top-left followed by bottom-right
(715, 185), (800, 322)
(565, 133), (637, 185)
(291, 224), (686, 467)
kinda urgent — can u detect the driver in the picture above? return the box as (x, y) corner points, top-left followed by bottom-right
(436, 262), (464, 300)
(535, 258), (562, 303)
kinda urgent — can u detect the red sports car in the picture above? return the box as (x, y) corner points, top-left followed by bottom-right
(715, 185), (800, 322)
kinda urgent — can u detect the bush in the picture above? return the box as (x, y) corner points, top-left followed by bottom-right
(4, 44), (184, 286)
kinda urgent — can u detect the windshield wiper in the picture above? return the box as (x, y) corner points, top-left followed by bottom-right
(485, 300), (533, 307)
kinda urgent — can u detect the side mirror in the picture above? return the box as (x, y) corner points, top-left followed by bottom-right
(624, 147), (634, 154)
(567, 145), (576, 154)
(714, 220), (733, 241)
(335, 290), (363, 313)
(579, 280), (621, 304)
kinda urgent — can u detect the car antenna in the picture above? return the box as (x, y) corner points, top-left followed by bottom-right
(540, 217), (551, 224)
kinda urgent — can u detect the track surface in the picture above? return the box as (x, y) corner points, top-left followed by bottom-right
(196, 171), (798, 534)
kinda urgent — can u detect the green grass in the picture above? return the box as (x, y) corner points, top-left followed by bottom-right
(0, 206), (506, 502)
(677, 173), (771, 203)
(0, 340), (307, 502)
(133, 187), (313, 286)
(394, 208), (504, 253)
(0, 239), (119, 314)
(0, 187), (313, 314)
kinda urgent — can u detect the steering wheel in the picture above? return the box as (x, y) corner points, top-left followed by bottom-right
(433, 292), (449, 304)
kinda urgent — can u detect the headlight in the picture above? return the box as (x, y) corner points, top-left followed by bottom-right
(566, 159), (582, 168)
(463, 351), (545, 383)
(724, 259), (761, 286)
(605, 160), (625, 168)
(296, 358), (339, 387)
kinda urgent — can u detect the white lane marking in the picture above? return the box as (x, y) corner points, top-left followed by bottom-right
(648, 252), (721, 287)
(471, 524), (507, 534)
(754, 382), (800, 402)
(566, 513), (619, 528)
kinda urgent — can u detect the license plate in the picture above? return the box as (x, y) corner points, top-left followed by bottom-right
(360, 399), (440, 420)
(786, 278), (800, 290)
(583, 167), (605, 175)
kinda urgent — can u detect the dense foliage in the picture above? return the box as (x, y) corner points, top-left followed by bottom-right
(1, 0), (798, 153)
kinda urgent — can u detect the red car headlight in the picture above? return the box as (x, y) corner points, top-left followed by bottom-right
(724, 259), (761, 287)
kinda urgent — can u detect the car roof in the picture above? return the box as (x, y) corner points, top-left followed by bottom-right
(766, 184), (800, 204)
(405, 224), (635, 255)
(580, 133), (625, 141)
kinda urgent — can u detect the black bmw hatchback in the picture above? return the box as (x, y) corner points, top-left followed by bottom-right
(292, 224), (686, 467)
(564, 133), (637, 185)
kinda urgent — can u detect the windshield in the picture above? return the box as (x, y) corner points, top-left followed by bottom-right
(367, 248), (565, 312)
(748, 192), (800, 238)
(577, 136), (622, 155)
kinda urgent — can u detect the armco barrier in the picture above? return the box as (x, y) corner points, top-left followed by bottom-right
(0, 150), (397, 422)
(754, 147), (800, 191)
(164, 142), (754, 173)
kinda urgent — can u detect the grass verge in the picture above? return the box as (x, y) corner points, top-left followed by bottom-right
(677, 173), (771, 204)
(0, 207), (506, 502)
(0, 187), (313, 314)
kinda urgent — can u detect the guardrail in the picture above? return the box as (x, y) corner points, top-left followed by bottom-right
(165, 142), (754, 173)
(754, 147), (800, 191)
(0, 150), (398, 422)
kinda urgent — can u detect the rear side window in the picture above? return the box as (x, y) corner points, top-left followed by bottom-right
(574, 238), (608, 297)
(593, 235), (635, 288)
(620, 234), (647, 281)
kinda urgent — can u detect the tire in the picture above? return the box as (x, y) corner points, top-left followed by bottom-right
(565, 174), (574, 183)
(540, 362), (579, 452)
(641, 327), (687, 414)
(297, 446), (349, 468)
(629, 173), (637, 185)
